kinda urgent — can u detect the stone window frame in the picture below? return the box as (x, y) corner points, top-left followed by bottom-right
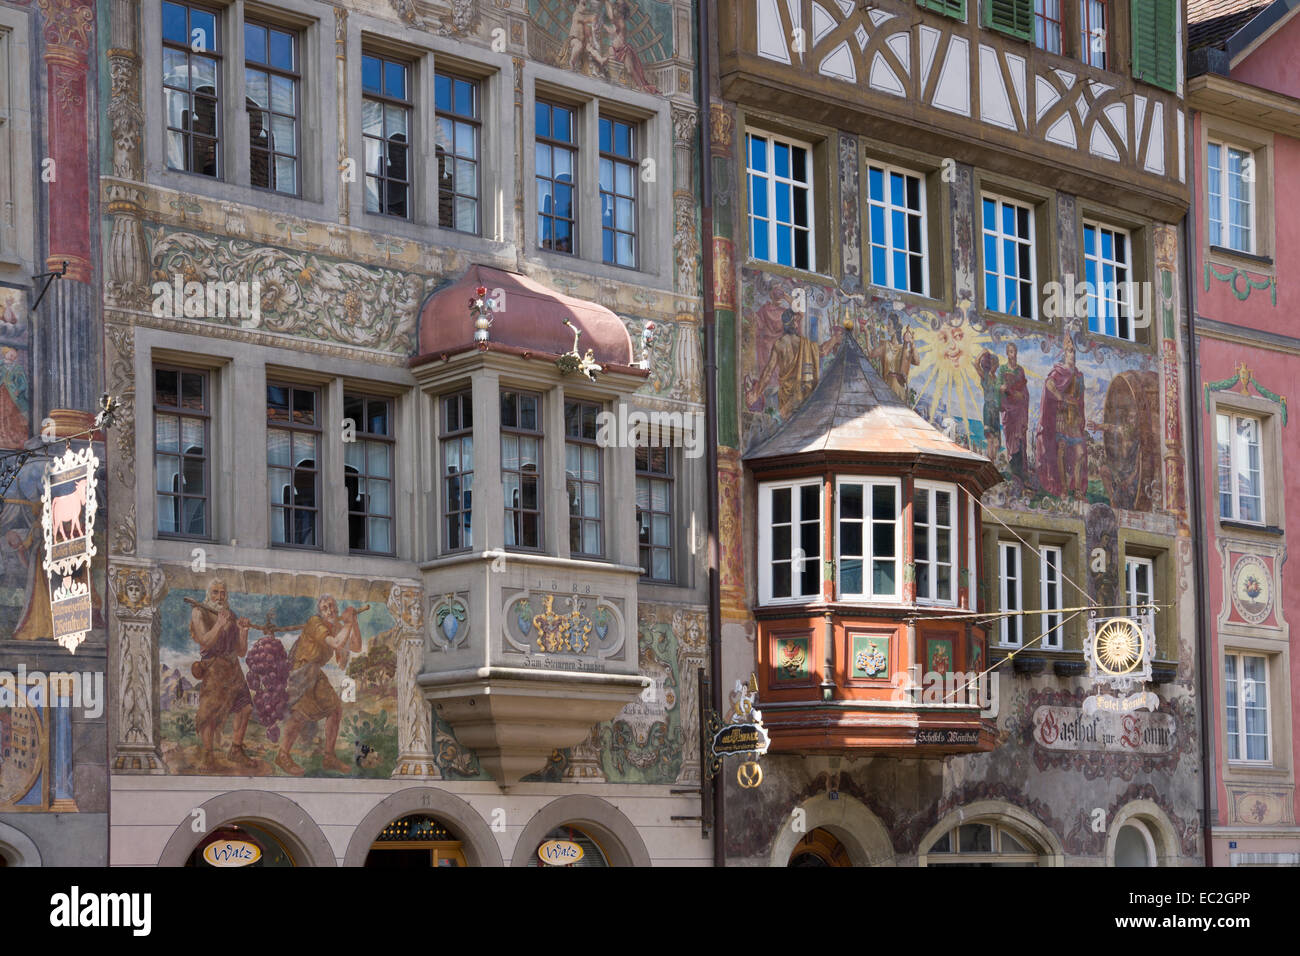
(1218, 636), (1292, 786)
(971, 170), (1059, 330)
(859, 138), (956, 311)
(1199, 115), (1276, 279)
(142, 0), (334, 214)
(733, 106), (841, 284)
(522, 61), (673, 290)
(984, 522), (1084, 654)
(1207, 389), (1284, 534)
(135, 328), (415, 576)
(0, 8), (34, 275)
(1073, 194), (1156, 351)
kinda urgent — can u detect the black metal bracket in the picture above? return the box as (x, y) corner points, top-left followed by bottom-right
(30, 260), (67, 311)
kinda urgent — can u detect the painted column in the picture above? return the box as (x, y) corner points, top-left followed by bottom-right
(390, 585), (439, 778)
(107, 564), (167, 772)
(35, 0), (100, 430)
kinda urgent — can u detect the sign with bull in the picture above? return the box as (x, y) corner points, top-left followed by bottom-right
(41, 446), (99, 653)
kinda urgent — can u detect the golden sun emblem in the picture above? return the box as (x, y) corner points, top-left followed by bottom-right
(1094, 618), (1144, 675)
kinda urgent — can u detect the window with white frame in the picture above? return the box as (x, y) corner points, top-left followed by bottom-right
(981, 194), (1036, 319)
(1225, 652), (1270, 762)
(746, 130), (813, 271)
(501, 389), (543, 550)
(1207, 141), (1255, 254)
(998, 541), (1023, 646)
(1125, 555), (1154, 619)
(1040, 545), (1063, 649)
(1216, 411), (1263, 524)
(758, 480), (822, 604)
(1079, 0), (1108, 68)
(913, 482), (955, 604)
(837, 477), (900, 601)
(867, 163), (927, 296)
(1083, 221), (1133, 340)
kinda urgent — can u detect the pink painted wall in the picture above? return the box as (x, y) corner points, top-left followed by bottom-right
(1192, 12), (1300, 832)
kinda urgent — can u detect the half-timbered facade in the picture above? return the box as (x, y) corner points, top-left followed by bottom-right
(711, 0), (1203, 865)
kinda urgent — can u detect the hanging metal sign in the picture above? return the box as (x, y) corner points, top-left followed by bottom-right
(1082, 611), (1157, 714)
(41, 446), (99, 654)
(706, 674), (770, 785)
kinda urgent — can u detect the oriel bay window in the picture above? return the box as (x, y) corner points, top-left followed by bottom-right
(837, 477), (900, 601)
(268, 383), (320, 547)
(758, 480), (821, 605)
(913, 482), (955, 604)
(564, 399), (604, 558)
(441, 391), (473, 552)
(501, 389), (542, 550)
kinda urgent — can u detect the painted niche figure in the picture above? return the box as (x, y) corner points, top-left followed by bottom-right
(190, 579), (256, 771)
(275, 594), (362, 776)
(745, 308), (819, 419)
(997, 343), (1029, 481)
(1035, 336), (1088, 499)
(975, 348), (1001, 461)
(603, 0), (660, 94)
(0, 347), (29, 449)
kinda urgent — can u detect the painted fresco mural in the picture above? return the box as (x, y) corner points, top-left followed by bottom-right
(157, 569), (402, 777)
(529, 0), (673, 94)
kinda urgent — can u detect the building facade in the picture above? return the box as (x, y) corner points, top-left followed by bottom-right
(100, 0), (713, 865)
(712, 0), (1205, 865)
(0, 0), (107, 867)
(1187, 0), (1300, 866)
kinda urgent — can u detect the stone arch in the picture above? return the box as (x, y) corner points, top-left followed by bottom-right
(1107, 799), (1180, 866)
(509, 795), (651, 867)
(0, 820), (41, 867)
(156, 790), (336, 867)
(918, 799), (1065, 866)
(769, 793), (896, 867)
(342, 787), (504, 867)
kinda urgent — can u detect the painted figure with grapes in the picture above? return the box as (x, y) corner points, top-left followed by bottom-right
(275, 594), (363, 776)
(189, 579), (257, 770)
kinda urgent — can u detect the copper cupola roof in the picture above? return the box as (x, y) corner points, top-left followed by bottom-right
(744, 331), (1002, 491)
(414, 264), (636, 368)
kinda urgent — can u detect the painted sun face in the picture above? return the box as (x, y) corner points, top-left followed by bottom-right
(910, 319), (993, 432)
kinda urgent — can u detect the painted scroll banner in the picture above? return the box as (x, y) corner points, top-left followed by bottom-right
(1032, 705), (1176, 754)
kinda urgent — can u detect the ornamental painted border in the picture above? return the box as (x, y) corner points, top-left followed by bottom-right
(1203, 362), (1288, 426)
(1205, 263), (1277, 306)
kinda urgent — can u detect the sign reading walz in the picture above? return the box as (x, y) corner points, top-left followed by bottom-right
(706, 675), (770, 788)
(41, 446), (99, 654)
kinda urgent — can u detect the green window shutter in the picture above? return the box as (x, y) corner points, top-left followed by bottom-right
(917, 0), (967, 21)
(982, 0), (1034, 41)
(1131, 0), (1178, 91)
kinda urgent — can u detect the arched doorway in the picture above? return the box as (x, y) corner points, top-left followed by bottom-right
(364, 813), (467, 867)
(1114, 819), (1157, 867)
(787, 828), (851, 867)
(186, 822), (296, 867)
(530, 824), (610, 867)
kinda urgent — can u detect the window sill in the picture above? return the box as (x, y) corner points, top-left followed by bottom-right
(871, 283), (949, 312)
(1224, 761), (1287, 777)
(1208, 246), (1276, 277)
(743, 257), (832, 286)
(527, 248), (672, 293)
(1218, 519), (1283, 537)
(151, 165), (331, 222)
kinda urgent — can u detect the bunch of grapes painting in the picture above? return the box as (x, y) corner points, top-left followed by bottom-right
(158, 572), (400, 777)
